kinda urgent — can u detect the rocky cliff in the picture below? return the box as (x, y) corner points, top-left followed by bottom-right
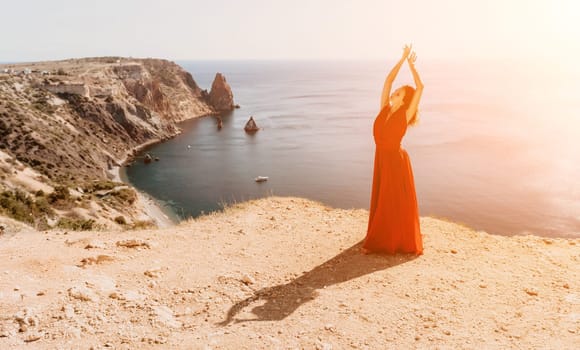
(0, 57), (234, 230)
(209, 73), (235, 111)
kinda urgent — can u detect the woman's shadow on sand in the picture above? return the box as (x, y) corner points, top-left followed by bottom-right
(218, 241), (417, 326)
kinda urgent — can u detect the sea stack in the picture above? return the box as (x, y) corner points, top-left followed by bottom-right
(244, 116), (259, 133)
(208, 73), (235, 111)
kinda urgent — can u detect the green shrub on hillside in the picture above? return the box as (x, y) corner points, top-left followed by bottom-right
(48, 185), (70, 202)
(56, 217), (96, 231)
(112, 188), (137, 205)
(47, 185), (79, 210)
(0, 189), (55, 224)
(0, 190), (31, 223)
(84, 180), (122, 193)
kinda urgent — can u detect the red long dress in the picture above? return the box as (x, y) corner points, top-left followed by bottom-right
(363, 105), (423, 254)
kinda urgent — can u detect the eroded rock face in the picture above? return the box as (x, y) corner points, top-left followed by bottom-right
(115, 59), (214, 121)
(208, 73), (235, 112)
(0, 58), (220, 185)
(0, 57), (234, 229)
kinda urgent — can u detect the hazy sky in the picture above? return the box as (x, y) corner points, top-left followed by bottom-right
(1, 0), (578, 62)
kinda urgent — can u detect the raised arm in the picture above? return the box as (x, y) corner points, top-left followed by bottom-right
(405, 51), (424, 124)
(380, 45), (412, 110)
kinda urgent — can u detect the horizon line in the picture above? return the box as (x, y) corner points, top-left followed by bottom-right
(0, 56), (527, 66)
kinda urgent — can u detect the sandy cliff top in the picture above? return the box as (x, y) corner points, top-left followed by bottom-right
(1, 196), (578, 349)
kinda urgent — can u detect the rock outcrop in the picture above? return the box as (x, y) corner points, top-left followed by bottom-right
(0, 57), (234, 230)
(244, 116), (259, 132)
(208, 73), (235, 111)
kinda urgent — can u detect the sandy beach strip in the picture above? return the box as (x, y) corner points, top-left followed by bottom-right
(107, 138), (179, 228)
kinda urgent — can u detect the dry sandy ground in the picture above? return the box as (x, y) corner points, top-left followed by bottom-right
(0, 197), (578, 349)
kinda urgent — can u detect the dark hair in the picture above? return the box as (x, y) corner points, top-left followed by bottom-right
(401, 85), (419, 126)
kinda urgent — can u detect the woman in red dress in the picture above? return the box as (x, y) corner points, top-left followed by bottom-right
(362, 45), (424, 255)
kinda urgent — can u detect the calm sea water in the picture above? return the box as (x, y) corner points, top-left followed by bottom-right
(124, 60), (580, 238)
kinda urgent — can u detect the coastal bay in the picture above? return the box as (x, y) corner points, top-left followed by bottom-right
(125, 60), (580, 238)
(3, 1), (580, 348)
(0, 57), (234, 231)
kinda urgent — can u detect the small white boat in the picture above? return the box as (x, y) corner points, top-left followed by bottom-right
(187, 145), (191, 149)
(254, 176), (269, 182)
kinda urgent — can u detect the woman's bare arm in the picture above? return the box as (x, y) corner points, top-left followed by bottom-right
(380, 45), (412, 110)
(405, 51), (424, 123)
